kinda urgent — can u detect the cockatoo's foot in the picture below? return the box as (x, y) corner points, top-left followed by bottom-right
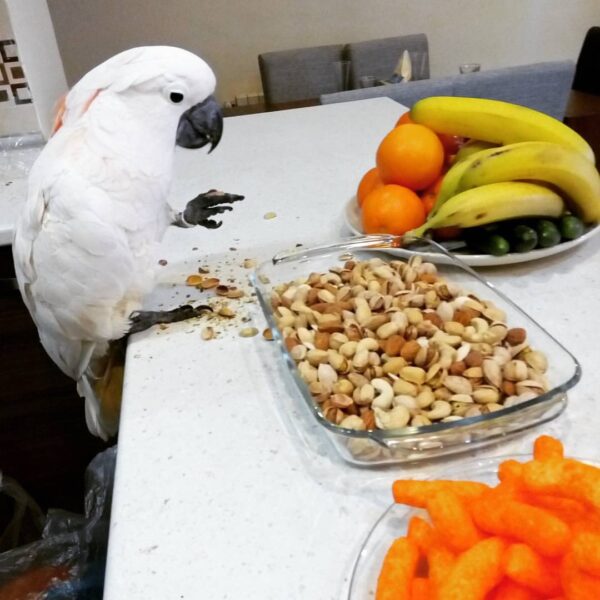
(128, 304), (212, 334)
(181, 189), (244, 229)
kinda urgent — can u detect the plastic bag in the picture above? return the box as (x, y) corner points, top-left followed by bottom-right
(0, 446), (116, 599)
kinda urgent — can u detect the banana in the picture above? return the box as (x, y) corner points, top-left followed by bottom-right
(411, 97), (595, 164)
(454, 139), (498, 162)
(455, 141), (600, 223)
(410, 182), (564, 237)
(432, 141), (501, 213)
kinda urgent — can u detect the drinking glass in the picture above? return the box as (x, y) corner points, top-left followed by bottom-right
(459, 63), (481, 74)
(359, 75), (377, 88)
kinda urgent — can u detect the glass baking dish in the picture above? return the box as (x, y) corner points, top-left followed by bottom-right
(347, 454), (599, 598)
(250, 235), (581, 466)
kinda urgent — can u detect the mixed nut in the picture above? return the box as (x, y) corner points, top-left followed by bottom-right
(270, 255), (550, 432)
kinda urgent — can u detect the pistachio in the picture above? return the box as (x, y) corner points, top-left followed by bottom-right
(330, 393), (353, 409)
(463, 366), (483, 379)
(339, 341), (358, 358)
(523, 350), (548, 374)
(416, 388), (436, 409)
(290, 345), (308, 361)
(503, 359), (529, 382)
(383, 357), (407, 375)
(400, 366), (426, 385)
(473, 386), (501, 404)
(411, 414), (432, 427)
(483, 359), (502, 388)
(339, 415), (366, 431)
(352, 348), (369, 370)
(443, 375), (473, 395)
(515, 379), (545, 396)
(201, 326), (215, 340)
(239, 327), (258, 337)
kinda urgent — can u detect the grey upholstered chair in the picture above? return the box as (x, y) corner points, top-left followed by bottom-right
(346, 34), (430, 89)
(258, 44), (346, 105)
(321, 61), (575, 121)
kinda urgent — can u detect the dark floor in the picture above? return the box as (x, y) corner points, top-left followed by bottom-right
(0, 245), (110, 514)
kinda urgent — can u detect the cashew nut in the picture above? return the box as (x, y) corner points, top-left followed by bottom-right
(374, 405), (410, 429)
(370, 378), (394, 409)
(425, 400), (452, 420)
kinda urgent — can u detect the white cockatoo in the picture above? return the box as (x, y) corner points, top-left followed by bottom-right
(13, 46), (243, 439)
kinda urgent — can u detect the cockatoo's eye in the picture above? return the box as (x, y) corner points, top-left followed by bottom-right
(170, 92), (184, 104)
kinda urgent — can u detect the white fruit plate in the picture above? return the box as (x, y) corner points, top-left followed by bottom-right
(344, 197), (600, 267)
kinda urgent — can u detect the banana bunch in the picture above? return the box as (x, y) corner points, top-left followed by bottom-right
(408, 97), (600, 237)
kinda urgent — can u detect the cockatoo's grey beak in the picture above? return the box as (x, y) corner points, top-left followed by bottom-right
(176, 95), (223, 152)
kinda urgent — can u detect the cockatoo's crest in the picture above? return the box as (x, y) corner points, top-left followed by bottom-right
(52, 46), (216, 135)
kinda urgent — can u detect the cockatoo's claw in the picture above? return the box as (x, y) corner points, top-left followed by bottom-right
(128, 304), (212, 335)
(182, 189), (244, 228)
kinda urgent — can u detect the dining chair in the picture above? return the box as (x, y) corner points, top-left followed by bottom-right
(321, 61), (575, 121)
(258, 44), (346, 105)
(345, 34), (430, 89)
(572, 26), (600, 95)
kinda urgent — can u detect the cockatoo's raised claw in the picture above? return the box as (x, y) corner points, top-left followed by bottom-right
(180, 189), (244, 229)
(129, 304), (212, 334)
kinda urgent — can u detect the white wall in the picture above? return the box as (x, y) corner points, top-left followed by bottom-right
(47, 0), (600, 104)
(0, 0), (38, 135)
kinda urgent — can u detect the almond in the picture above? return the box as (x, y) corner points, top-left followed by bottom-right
(464, 350), (484, 367)
(385, 334), (406, 357)
(506, 327), (527, 346)
(453, 307), (479, 326)
(400, 339), (421, 362)
(314, 331), (331, 350)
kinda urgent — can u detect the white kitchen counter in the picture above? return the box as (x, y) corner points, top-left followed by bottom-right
(0, 133), (44, 245)
(100, 97), (600, 599)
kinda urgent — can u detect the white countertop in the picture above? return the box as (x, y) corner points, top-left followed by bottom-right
(0, 133), (44, 246)
(100, 97), (600, 600)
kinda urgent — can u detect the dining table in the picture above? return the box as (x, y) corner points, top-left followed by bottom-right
(94, 97), (600, 599)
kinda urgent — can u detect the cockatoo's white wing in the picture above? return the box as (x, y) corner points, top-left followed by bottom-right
(14, 155), (148, 380)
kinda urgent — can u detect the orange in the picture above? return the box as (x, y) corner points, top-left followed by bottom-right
(376, 124), (444, 191)
(421, 193), (436, 215)
(357, 167), (383, 207)
(395, 111), (414, 127)
(361, 184), (426, 235)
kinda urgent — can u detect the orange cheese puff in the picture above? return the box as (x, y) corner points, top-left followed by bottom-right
(533, 435), (564, 461)
(572, 532), (600, 577)
(498, 459), (525, 485)
(427, 544), (456, 596)
(488, 579), (542, 600)
(503, 543), (562, 596)
(376, 537), (420, 600)
(523, 458), (600, 509)
(410, 577), (430, 600)
(438, 537), (506, 600)
(522, 493), (591, 525)
(407, 515), (436, 553)
(471, 495), (571, 558)
(392, 480), (489, 507)
(427, 491), (482, 553)
(560, 551), (600, 600)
